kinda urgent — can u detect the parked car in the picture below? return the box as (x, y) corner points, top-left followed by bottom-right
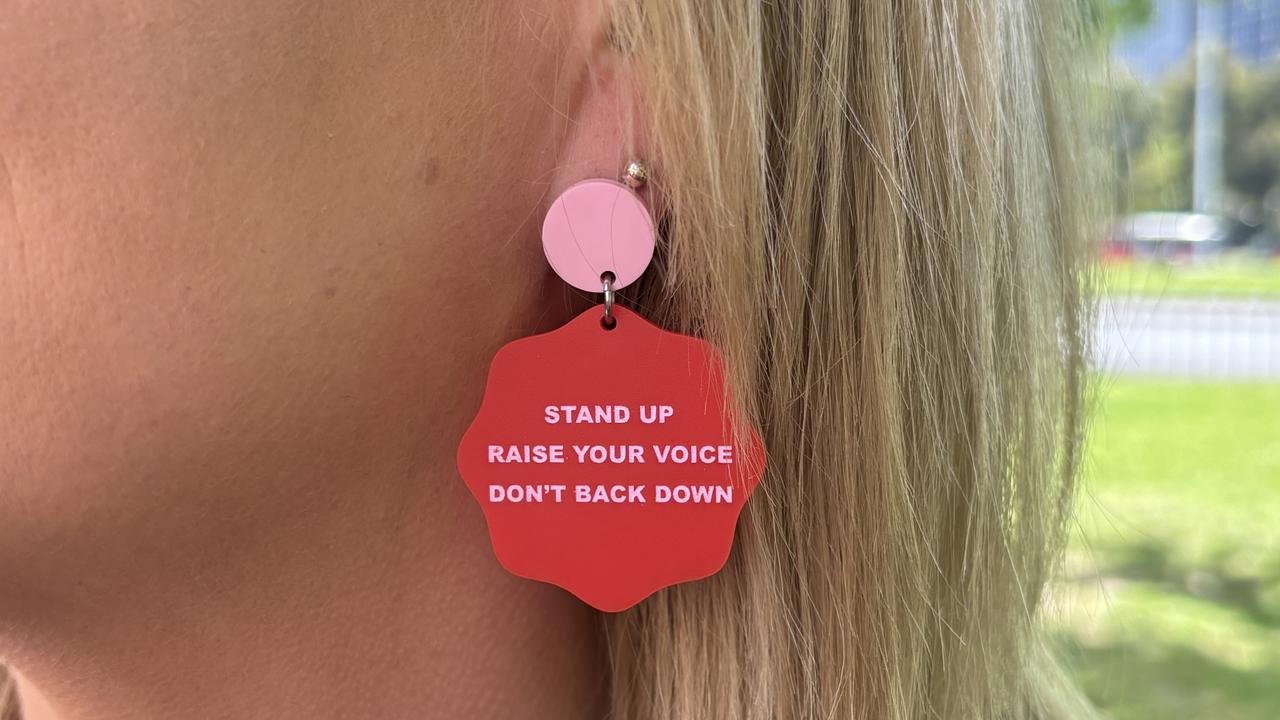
(1106, 212), (1231, 262)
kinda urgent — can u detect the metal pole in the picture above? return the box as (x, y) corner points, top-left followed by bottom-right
(1192, 0), (1225, 215)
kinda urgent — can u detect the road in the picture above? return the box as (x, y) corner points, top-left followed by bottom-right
(1095, 298), (1280, 379)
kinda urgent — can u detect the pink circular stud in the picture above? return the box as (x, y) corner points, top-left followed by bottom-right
(541, 179), (656, 293)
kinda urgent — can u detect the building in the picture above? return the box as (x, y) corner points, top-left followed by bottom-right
(1225, 0), (1280, 63)
(1115, 0), (1280, 81)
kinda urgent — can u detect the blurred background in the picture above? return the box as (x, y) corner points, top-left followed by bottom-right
(1054, 2), (1280, 718)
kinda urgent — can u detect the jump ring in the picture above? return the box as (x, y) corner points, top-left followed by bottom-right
(601, 271), (615, 327)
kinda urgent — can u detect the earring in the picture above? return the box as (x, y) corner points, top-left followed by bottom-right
(623, 159), (648, 189)
(456, 162), (766, 613)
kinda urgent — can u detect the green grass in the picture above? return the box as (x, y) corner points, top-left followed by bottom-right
(1103, 258), (1280, 299)
(1052, 381), (1280, 720)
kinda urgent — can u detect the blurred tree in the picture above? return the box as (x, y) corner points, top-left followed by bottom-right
(1088, 0), (1156, 43)
(1111, 56), (1280, 240)
(1223, 63), (1280, 233)
(1113, 66), (1194, 212)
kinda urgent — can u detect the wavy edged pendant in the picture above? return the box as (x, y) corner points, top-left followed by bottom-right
(457, 305), (765, 612)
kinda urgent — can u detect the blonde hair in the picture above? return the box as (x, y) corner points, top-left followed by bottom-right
(1, 0), (1094, 717)
(607, 0), (1095, 718)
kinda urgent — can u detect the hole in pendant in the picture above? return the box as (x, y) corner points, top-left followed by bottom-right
(601, 314), (617, 331)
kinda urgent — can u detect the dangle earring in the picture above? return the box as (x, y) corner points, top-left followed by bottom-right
(457, 161), (765, 612)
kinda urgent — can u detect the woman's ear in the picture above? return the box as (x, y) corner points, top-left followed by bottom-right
(545, 6), (650, 195)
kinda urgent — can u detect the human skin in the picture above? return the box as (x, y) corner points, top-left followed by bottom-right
(0, 1), (627, 717)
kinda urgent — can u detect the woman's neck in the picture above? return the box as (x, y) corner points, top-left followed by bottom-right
(8, 457), (606, 720)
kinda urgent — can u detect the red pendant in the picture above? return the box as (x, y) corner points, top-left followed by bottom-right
(457, 305), (765, 612)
